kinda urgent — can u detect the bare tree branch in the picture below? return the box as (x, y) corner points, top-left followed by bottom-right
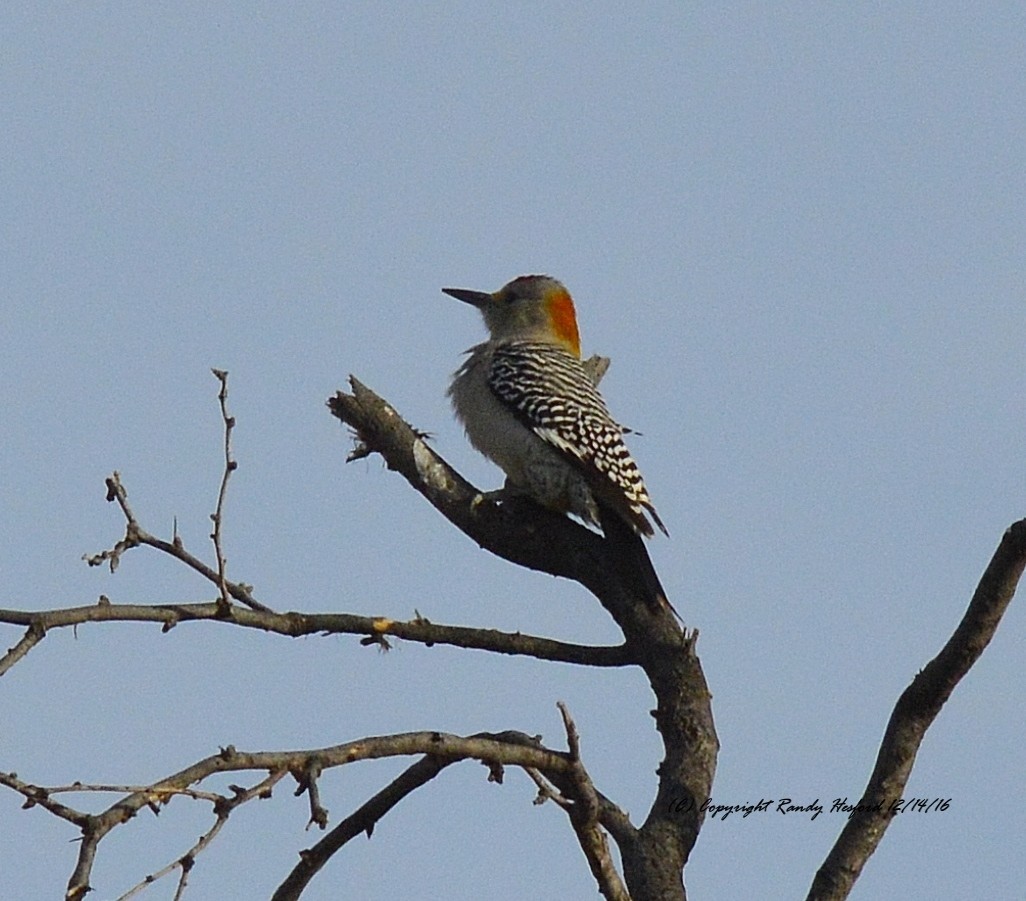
(328, 377), (718, 901)
(0, 599), (630, 672)
(807, 518), (1026, 900)
(3, 731), (575, 899)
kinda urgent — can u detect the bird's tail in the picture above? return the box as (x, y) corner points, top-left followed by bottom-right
(598, 506), (680, 620)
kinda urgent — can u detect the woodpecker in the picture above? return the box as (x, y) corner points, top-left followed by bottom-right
(444, 275), (668, 542)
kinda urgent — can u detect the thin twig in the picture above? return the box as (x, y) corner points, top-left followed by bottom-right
(0, 622), (46, 677)
(524, 767), (573, 809)
(117, 770), (287, 900)
(209, 368), (237, 614)
(556, 703), (629, 901)
(83, 472), (270, 613)
(28, 781), (224, 804)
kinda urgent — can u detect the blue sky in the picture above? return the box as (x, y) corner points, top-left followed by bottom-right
(2, 4), (1024, 899)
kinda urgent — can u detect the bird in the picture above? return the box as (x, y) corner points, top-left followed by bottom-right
(444, 275), (671, 611)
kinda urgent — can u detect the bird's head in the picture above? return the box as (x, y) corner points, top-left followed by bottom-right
(443, 275), (581, 357)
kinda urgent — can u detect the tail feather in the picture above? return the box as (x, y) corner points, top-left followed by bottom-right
(598, 505), (679, 619)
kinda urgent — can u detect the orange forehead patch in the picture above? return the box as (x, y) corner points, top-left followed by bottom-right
(545, 287), (581, 357)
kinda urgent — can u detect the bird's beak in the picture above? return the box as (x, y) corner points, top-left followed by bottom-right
(442, 287), (492, 308)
